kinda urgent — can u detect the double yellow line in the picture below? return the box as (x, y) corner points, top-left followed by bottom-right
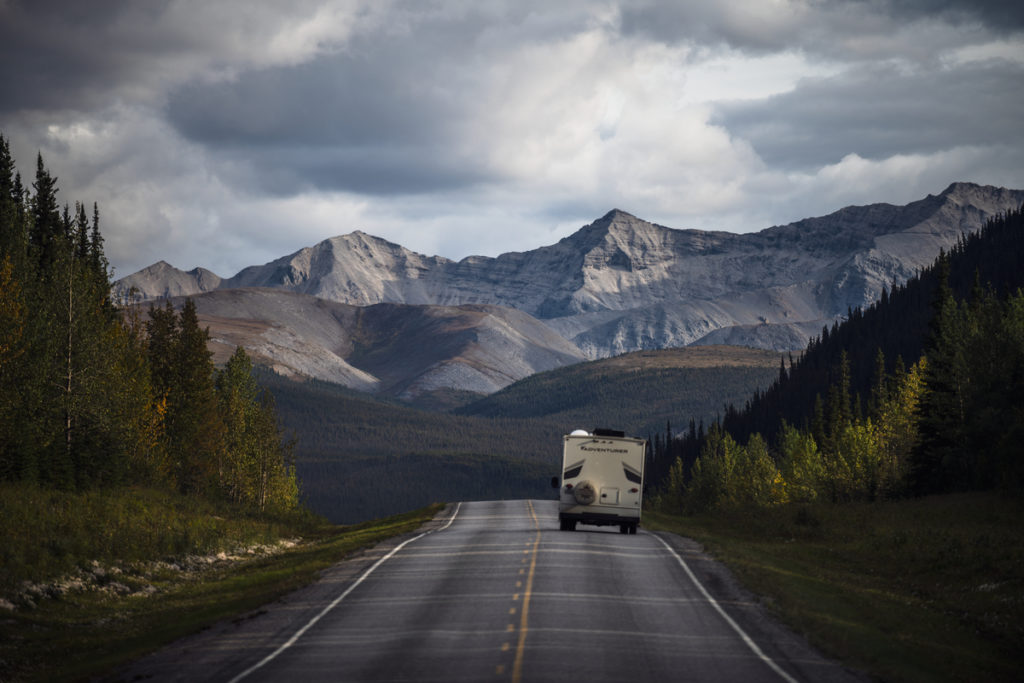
(512, 500), (541, 683)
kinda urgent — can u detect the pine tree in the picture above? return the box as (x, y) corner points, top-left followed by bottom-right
(163, 299), (224, 494)
(913, 252), (967, 493)
(0, 135), (27, 261)
(30, 153), (62, 273)
(994, 291), (1024, 491)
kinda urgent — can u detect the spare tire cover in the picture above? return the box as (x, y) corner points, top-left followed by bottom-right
(573, 480), (597, 505)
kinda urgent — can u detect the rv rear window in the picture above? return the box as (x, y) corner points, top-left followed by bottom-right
(564, 464), (583, 479)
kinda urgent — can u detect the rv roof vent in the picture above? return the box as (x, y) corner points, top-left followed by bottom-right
(592, 428), (625, 438)
(570, 429), (590, 436)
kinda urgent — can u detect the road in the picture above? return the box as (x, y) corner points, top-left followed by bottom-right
(115, 500), (865, 682)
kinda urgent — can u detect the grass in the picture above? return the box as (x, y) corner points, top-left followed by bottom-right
(0, 484), (443, 682)
(644, 492), (1024, 683)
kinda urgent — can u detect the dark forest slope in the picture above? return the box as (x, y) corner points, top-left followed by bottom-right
(261, 346), (782, 522)
(457, 346), (783, 439)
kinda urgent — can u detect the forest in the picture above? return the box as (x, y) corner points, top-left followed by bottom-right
(652, 207), (1024, 512)
(0, 134), (297, 513)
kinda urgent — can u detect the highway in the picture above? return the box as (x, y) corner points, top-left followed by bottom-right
(116, 500), (865, 682)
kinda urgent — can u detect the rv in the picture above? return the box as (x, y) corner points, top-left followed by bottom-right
(553, 428), (646, 534)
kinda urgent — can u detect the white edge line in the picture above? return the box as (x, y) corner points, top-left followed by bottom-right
(227, 502), (462, 683)
(651, 533), (800, 683)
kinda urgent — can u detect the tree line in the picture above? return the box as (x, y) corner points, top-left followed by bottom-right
(653, 207), (1024, 512)
(0, 134), (297, 513)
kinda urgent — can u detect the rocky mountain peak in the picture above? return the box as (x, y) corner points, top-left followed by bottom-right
(114, 183), (1024, 362)
(600, 208), (639, 221)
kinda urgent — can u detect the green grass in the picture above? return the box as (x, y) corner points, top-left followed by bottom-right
(644, 492), (1024, 682)
(0, 484), (443, 682)
(0, 484), (323, 594)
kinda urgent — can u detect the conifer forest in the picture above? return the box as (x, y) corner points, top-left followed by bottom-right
(0, 135), (298, 513)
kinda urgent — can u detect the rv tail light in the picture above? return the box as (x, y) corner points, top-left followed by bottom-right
(565, 484), (574, 491)
(629, 488), (639, 493)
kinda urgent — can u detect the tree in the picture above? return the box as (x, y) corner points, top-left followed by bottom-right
(913, 253), (968, 493)
(778, 421), (823, 503)
(0, 135), (27, 261)
(873, 358), (925, 497)
(30, 153), (62, 273)
(732, 433), (778, 506)
(162, 299), (224, 494)
(216, 348), (297, 510)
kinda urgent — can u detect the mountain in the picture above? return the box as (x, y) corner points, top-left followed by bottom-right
(117, 261), (222, 300)
(116, 182), (1024, 361)
(143, 288), (585, 399)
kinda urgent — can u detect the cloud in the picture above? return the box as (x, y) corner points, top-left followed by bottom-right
(715, 58), (1024, 169)
(619, 0), (1024, 55)
(1, 0), (1021, 279)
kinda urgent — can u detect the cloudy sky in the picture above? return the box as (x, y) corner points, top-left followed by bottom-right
(2, 0), (1022, 278)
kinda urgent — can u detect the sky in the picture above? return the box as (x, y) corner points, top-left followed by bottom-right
(2, 0), (1022, 279)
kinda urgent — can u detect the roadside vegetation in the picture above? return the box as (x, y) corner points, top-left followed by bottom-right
(0, 134), (430, 680)
(645, 493), (1024, 683)
(0, 482), (442, 682)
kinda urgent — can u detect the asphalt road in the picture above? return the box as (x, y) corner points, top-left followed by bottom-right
(115, 500), (866, 683)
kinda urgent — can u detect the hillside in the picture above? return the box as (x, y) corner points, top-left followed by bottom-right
(137, 288), (585, 399)
(722, 205), (1024, 448)
(262, 346), (782, 523)
(457, 346), (783, 438)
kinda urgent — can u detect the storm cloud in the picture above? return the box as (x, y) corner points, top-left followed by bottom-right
(1, 0), (1021, 278)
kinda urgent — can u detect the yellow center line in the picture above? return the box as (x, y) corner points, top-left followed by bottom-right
(512, 500), (541, 683)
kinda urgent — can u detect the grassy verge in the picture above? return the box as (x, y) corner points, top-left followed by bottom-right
(644, 492), (1024, 683)
(0, 484), (443, 682)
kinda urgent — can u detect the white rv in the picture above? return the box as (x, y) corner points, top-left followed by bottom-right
(553, 428), (647, 534)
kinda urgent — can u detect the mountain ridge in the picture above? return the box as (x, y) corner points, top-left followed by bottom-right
(115, 182), (1024, 368)
(141, 288), (586, 400)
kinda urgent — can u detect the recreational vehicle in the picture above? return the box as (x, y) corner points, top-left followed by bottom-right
(553, 428), (646, 534)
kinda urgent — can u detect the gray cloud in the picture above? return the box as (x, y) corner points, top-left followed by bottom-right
(879, 0), (1024, 30)
(715, 60), (1024, 169)
(618, 0), (1024, 61)
(0, 0), (192, 114)
(619, 1), (804, 53)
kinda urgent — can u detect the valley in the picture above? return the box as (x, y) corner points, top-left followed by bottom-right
(262, 345), (782, 523)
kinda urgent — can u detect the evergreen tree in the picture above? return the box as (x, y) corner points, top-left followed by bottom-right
(0, 135), (27, 261)
(913, 253), (967, 493)
(994, 291), (1024, 491)
(30, 153), (62, 273)
(162, 299), (224, 494)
